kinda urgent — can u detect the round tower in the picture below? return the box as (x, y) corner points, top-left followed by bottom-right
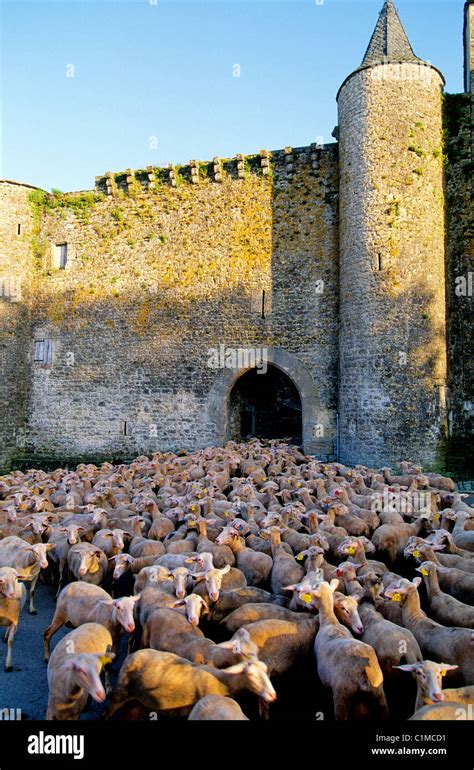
(337, 0), (447, 469)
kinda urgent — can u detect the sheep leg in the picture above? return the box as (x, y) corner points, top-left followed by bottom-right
(3, 627), (8, 643)
(5, 623), (16, 672)
(29, 575), (39, 614)
(43, 609), (67, 662)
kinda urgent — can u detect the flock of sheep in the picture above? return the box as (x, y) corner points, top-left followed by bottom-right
(0, 439), (473, 721)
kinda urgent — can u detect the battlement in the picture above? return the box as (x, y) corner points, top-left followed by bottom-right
(94, 143), (337, 195)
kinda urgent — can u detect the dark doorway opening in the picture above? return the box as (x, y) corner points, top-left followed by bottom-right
(229, 365), (302, 443)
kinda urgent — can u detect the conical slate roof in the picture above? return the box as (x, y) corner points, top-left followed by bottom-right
(361, 0), (420, 66)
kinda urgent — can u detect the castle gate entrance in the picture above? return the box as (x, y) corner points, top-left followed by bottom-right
(228, 365), (302, 443)
(206, 346), (334, 457)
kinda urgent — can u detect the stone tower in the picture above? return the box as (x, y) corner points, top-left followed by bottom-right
(337, 0), (448, 468)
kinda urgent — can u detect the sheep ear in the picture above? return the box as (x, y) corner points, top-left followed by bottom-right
(220, 565), (231, 575)
(393, 663), (420, 672)
(430, 543), (445, 551)
(329, 578), (339, 593)
(132, 594), (141, 603)
(171, 599), (185, 608)
(439, 663), (458, 671)
(412, 577), (422, 588)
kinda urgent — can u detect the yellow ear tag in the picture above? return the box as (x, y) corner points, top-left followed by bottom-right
(391, 592), (402, 602)
(190, 505), (196, 511)
(300, 592), (313, 604)
(413, 550), (421, 558)
(296, 553), (304, 561)
(441, 670), (447, 677)
(296, 483), (302, 488)
(347, 547), (356, 555)
(420, 567), (429, 576)
(434, 513), (440, 520)
(187, 521), (197, 528)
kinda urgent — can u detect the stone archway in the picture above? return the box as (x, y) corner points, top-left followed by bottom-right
(206, 346), (335, 457)
(229, 364), (302, 442)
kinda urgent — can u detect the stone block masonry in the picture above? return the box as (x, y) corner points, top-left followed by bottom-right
(0, 146), (339, 469)
(0, 0), (472, 475)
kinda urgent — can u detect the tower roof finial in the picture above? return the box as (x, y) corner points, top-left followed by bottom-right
(361, 0), (420, 67)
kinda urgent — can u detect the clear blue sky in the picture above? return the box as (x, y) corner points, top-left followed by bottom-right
(1, 0), (465, 191)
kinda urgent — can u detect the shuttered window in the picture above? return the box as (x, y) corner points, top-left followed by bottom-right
(34, 339), (53, 365)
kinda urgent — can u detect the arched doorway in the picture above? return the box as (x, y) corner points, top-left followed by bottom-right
(229, 365), (302, 443)
(206, 346), (335, 457)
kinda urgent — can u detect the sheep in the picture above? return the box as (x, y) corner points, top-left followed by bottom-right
(47, 524), (85, 597)
(193, 565), (246, 603)
(46, 623), (115, 720)
(128, 536), (165, 559)
(221, 602), (312, 634)
(412, 535), (474, 573)
(0, 536), (55, 614)
(384, 578), (474, 686)
(0, 567), (27, 671)
(409, 702), (470, 720)
(188, 695), (248, 720)
(450, 512), (474, 552)
(104, 649), (276, 719)
(312, 580), (388, 720)
(142, 607), (258, 668)
(147, 514), (175, 541)
(92, 528), (127, 560)
(43, 582), (140, 660)
(216, 526), (273, 587)
(133, 565), (176, 595)
(195, 518), (235, 567)
(395, 660), (474, 714)
(66, 543), (108, 586)
(404, 541), (474, 604)
(371, 517), (431, 566)
(110, 553), (160, 581)
(209, 587), (284, 624)
(428, 528), (474, 560)
(231, 615), (318, 677)
(337, 536), (388, 575)
(171, 594), (210, 627)
(415, 561), (474, 629)
(264, 526), (304, 596)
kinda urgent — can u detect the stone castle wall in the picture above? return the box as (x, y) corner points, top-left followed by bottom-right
(0, 147), (339, 469)
(444, 91), (474, 472)
(0, 183), (36, 467)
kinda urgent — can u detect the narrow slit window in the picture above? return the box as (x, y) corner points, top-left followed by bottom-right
(261, 290), (266, 319)
(17, 224), (21, 235)
(120, 421), (128, 436)
(55, 243), (68, 269)
(374, 253), (385, 272)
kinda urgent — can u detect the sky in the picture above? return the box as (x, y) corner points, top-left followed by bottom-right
(0, 0), (466, 191)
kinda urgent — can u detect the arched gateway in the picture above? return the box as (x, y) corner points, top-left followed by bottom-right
(206, 347), (335, 458)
